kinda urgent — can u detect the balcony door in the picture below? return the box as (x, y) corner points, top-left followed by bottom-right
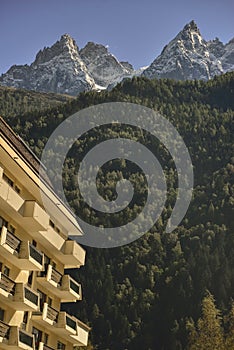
(37, 289), (47, 312)
(32, 327), (42, 349)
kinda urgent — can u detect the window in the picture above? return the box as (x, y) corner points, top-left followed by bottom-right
(15, 185), (21, 194)
(37, 290), (46, 312)
(32, 327), (42, 348)
(0, 216), (8, 229)
(44, 254), (50, 267)
(3, 173), (13, 187)
(0, 308), (4, 321)
(21, 312), (28, 330)
(44, 333), (49, 345)
(47, 297), (52, 307)
(40, 254), (50, 277)
(3, 266), (10, 277)
(32, 240), (37, 247)
(57, 341), (66, 350)
(49, 220), (55, 228)
(28, 271), (33, 286)
(8, 224), (15, 234)
(49, 220), (63, 235)
(3, 173), (21, 194)
(51, 261), (56, 269)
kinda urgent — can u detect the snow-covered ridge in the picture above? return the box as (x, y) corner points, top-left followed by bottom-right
(0, 21), (233, 95)
(143, 20), (233, 81)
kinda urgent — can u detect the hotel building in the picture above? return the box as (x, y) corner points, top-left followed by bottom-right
(0, 117), (89, 350)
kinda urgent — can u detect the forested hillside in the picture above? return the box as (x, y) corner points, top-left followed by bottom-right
(0, 85), (73, 118)
(0, 73), (233, 349)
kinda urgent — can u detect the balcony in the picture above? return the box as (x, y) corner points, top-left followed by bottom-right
(0, 320), (10, 343)
(0, 226), (21, 267)
(0, 324), (35, 350)
(57, 312), (89, 346)
(37, 265), (82, 302)
(60, 240), (86, 268)
(32, 308), (89, 346)
(10, 327), (35, 350)
(22, 201), (49, 232)
(0, 272), (15, 303)
(19, 242), (44, 271)
(0, 226), (44, 271)
(0, 173), (24, 215)
(0, 226), (21, 253)
(32, 303), (59, 329)
(0, 275), (39, 311)
(13, 284), (40, 312)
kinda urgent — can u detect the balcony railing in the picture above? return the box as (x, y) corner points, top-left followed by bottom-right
(7, 326), (35, 349)
(57, 312), (89, 346)
(0, 273), (15, 294)
(22, 200), (49, 231)
(0, 173), (25, 212)
(19, 329), (34, 347)
(29, 243), (43, 265)
(0, 225), (21, 255)
(61, 240), (86, 268)
(12, 283), (39, 311)
(24, 286), (39, 306)
(47, 305), (59, 323)
(32, 303), (59, 328)
(51, 267), (62, 285)
(69, 277), (81, 296)
(19, 241), (44, 271)
(0, 226), (43, 271)
(66, 315), (77, 330)
(0, 320), (10, 339)
(5, 230), (21, 252)
(37, 267), (81, 302)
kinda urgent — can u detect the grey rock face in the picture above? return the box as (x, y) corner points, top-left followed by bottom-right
(80, 42), (133, 87)
(0, 24), (233, 96)
(143, 20), (233, 81)
(220, 38), (234, 72)
(207, 37), (225, 58)
(0, 34), (95, 96)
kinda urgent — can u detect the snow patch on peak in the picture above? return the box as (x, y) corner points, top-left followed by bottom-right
(143, 21), (231, 81)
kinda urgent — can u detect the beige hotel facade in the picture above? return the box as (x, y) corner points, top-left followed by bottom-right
(0, 117), (89, 350)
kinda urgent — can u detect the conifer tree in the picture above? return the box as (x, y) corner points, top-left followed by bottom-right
(187, 292), (225, 350)
(225, 302), (234, 349)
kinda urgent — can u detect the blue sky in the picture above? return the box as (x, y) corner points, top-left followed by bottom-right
(1, 0), (233, 74)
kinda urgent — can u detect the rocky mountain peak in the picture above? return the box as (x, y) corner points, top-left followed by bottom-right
(183, 20), (200, 34)
(0, 24), (233, 95)
(0, 33), (95, 95)
(142, 21), (227, 81)
(80, 42), (133, 87)
(60, 33), (74, 42)
(34, 34), (79, 65)
(59, 33), (80, 53)
(174, 20), (205, 53)
(81, 42), (109, 57)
